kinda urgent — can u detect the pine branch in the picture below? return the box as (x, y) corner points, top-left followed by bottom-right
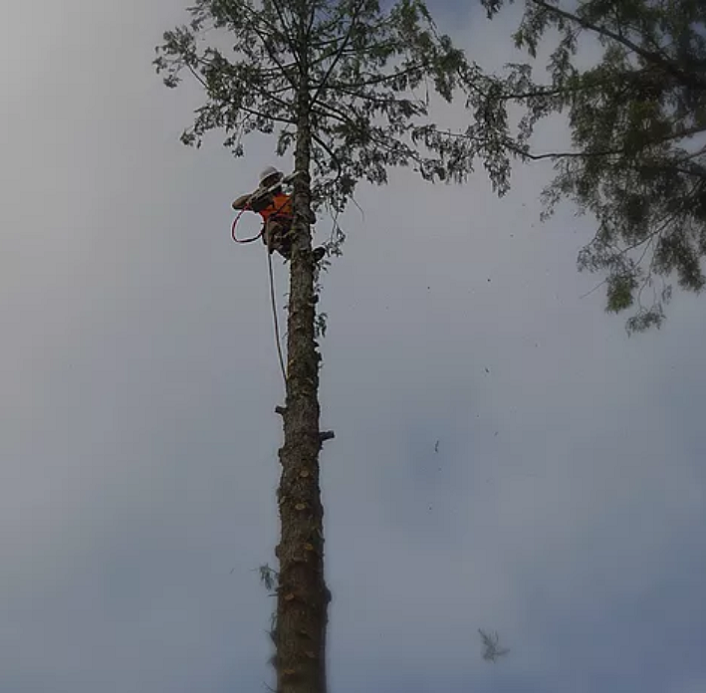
(246, 79), (296, 112)
(268, 0), (302, 73)
(189, 79), (295, 128)
(322, 62), (427, 91)
(312, 101), (360, 128)
(309, 0), (369, 109)
(249, 20), (299, 90)
(305, 0), (320, 41)
(310, 130), (344, 184)
(215, 2), (298, 85)
(529, 0), (706, 90)
(426, 120), (706, 164)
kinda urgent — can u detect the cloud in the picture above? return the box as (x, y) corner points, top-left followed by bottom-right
(1, 1), (705, 692)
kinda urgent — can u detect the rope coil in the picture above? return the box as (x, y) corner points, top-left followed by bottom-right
(231, 204), (263, 244)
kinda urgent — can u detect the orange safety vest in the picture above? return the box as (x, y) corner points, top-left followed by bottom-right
(259, 192), (293, 221)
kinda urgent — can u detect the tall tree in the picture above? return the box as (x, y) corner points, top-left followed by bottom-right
(481, 0), (706, 331)
(154, 1), (511, 691)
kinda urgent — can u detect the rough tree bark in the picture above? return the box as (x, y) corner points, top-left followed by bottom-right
(274, 36), (331, 693)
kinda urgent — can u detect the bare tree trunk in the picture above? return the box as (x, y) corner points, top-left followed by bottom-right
(274, 41), (330, 693)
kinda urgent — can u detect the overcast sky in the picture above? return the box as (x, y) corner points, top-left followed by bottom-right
(2, 1), (705, 692)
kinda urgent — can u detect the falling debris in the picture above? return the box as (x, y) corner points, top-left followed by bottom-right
(485, 367), (490, 374)
(479, 629), (510, 662)
(434, 440), (440, 453)
(258, 564), (279, 592)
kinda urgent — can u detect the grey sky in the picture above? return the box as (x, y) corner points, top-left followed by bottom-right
(2, 1), (705, 692)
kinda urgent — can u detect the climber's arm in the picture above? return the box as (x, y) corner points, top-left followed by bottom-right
(231, 193), (253, 210)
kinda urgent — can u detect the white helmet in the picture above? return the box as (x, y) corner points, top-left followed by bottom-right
(259, 166), (282, 187)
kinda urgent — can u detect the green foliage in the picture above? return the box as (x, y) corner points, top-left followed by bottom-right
(482, 0), (706, 332)
(606, 273), (638, 312)
(154, 0), (514, 223)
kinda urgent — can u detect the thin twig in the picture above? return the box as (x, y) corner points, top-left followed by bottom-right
(579, 278), (608, 299)
(528, 0), (706, 90)
(309, 0), (372, 108)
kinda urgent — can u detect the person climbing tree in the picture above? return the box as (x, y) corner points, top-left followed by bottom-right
(232, 166), (326, 262)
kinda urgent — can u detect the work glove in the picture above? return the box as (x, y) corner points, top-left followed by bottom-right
(231, 193), (252, 210)
(250, 195), (272, 213)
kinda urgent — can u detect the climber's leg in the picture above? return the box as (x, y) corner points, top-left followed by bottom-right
(266, 219), (292, 260)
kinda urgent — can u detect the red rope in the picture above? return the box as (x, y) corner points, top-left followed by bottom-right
(231, 193), (292, 245)
(231, 203), (264, 244)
